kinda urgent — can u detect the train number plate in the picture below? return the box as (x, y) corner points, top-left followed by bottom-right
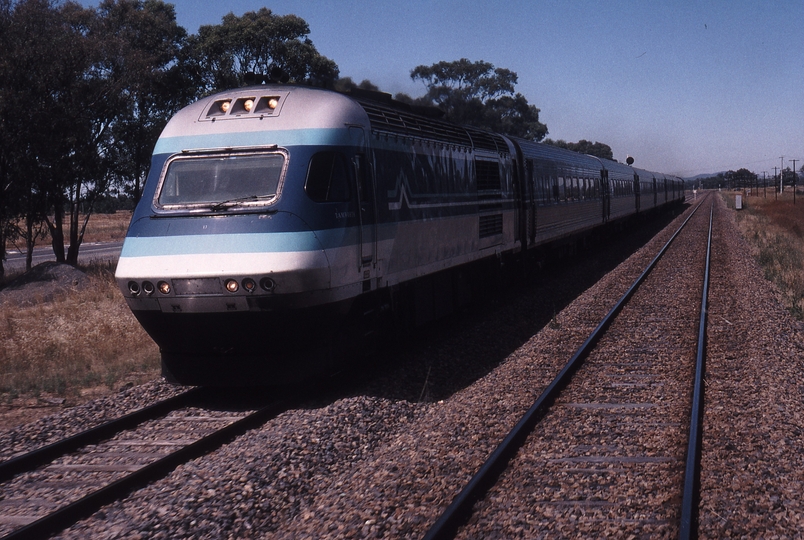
(173, 278), (222, 296)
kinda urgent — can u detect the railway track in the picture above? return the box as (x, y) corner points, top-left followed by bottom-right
(0, 388), (292, 539)
(425, 194), (715, 539)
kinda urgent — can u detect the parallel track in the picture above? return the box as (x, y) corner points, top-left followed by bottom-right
(425, 196), (714, 539)
(0, 390), (292, 540)
(0, 388), (204, 483)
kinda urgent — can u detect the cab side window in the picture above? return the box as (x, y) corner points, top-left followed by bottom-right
(305, 151), (352, 202)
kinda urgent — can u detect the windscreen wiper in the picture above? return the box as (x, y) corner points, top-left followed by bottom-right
(209, 195), (272, 212)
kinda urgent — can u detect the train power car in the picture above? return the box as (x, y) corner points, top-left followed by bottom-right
(115, 84), (684, 385)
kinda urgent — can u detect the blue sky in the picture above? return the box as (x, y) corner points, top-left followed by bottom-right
(130, 0), (804, 178)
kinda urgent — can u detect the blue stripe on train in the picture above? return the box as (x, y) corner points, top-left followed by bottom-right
(154, 128), (353, 155)
(120, 228), (360, 258)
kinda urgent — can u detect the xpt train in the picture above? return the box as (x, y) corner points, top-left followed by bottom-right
(115, 84), (684, 385)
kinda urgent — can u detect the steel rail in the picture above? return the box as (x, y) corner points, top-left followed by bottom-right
(1, 398), (290, 540)
(423, 196), (710, 540)
(0, 387), (205, 483)
(679, 201), (714, 539)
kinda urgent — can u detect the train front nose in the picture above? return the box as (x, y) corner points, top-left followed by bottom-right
(114, 211), (336, 350)
(113, 211), (350, 385)
(115, 211), (333, 309)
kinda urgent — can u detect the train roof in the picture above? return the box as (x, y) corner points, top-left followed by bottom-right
(511, 137), (637, 178)
(510, 136), (674, 181)
(346, 89), (510, 155)
(158, 84), (369, 140)
(157, 84), (511, 156)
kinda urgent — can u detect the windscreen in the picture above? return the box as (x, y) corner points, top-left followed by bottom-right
(157, 153), (285, 208)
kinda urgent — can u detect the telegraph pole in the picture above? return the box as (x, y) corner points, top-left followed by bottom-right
(792, 159), (798, 205)
(773, 166), (779, 200)
(780, 156), (784, 194)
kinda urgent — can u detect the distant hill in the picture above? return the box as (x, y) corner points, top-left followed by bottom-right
(684, 172), (727, 182)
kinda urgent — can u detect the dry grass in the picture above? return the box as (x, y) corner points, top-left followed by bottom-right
(80, 210), (133, 243)
(725, 190), (804, 319)
(4, 211), (133, 252)
(0, 265), (160, 403)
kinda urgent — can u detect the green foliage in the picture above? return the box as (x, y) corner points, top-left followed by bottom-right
(410, 58), (548, 141)
(96, 0), (189, 203)
(0, 0), (95, 270)
(185, 7), (338, 94)
(544, 139), (614, 160)
(411, 59), (518, 104)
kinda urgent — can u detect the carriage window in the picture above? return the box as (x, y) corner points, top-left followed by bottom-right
(552, 176), (561, 202)
(305, 151), (352, 203)
(158, 152), (284, 207)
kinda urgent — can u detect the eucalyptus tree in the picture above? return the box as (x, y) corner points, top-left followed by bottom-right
(0, 0), (190, 269)
(410, 58), (548, 141)
(96, 0), (189, 204)
(55, 0), (190, 261)
(185, 7), (339, 95)
(0, 0), (14, 277)
(0, 0), (93, 268)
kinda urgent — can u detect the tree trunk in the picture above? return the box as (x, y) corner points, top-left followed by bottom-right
(67, 199), (80, 265)
(25, 212), (35, 271)
(48, 204), (66, 263)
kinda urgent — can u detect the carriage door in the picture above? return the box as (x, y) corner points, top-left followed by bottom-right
(350, 127), (375, 290)
(601, 169), (611, 222)
(634, 174), (641, 213)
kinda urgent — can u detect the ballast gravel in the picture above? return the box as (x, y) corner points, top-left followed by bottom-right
(0, 194), (801, 539)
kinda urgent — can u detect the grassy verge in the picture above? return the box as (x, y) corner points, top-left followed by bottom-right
(78, 210), (133, 243)
(0, 263), (160, 402)
(1, 210), (160, 404)
(724, 190), (804, 319)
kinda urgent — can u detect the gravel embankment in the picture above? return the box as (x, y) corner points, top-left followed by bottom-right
(699, 196), (804, 537)
(1, 195), (801, 539)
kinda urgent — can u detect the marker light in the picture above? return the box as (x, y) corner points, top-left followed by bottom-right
(142, 281), (155, 295)
(268, 98), (279, 110)
(260, 277), (276, 292)
(242, 278), (256, 292)
(244, 99), (254, 112)
(225, 279), (239, 293)
(220, 101), (231, 113)
(128, 281), (141, 296)
(158, 281), (171, 295)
